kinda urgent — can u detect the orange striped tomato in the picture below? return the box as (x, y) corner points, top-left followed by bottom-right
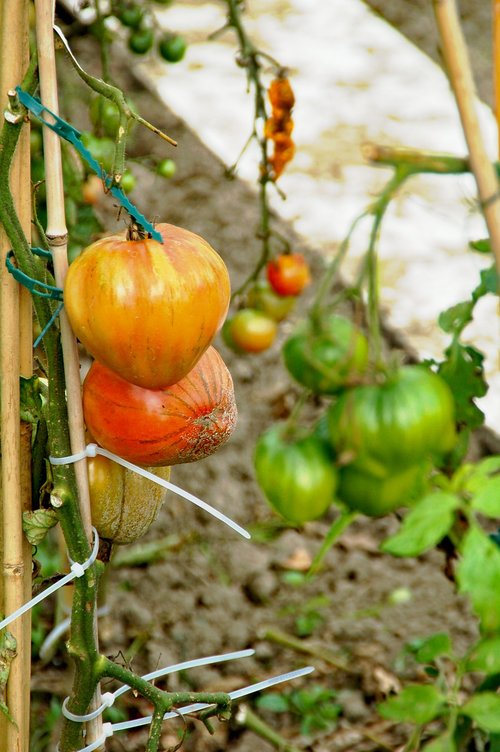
(64, 223), (230, 389)
(83, 347), (237, 466)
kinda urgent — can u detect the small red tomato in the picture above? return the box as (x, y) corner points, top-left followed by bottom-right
(226, 309), (277, 353)
(83, 346), (237, 467)
(266, 253), (311, 297)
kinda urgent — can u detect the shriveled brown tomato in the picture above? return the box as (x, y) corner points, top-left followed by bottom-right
(267, 253), (311, 297)
(88, 454), (171, 544)
(83, 347), (237, 466)
(64, 223), (230, 389)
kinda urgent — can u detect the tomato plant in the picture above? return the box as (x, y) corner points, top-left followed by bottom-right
(283, 313), (369, 394)
(254, 425), (338, 523)
(88, 453), (171, 544)
(64, 222), (231, 389)
(224, 309), (277, 353)
(267, 253), (311, 296)
(83, 347), (237, 466)
(246, 279), (297, 322)
(327, 366), (456, 474)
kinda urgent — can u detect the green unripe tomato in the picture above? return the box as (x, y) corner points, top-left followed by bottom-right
(117, 4), (143, 28)
(120, 170), (136, 194)
(337, 462), (426, 517)
(254, 424), (338, 523)
(81, 132), (115, 173)
(128, 27), (154, 54)
(158, 33), (187, 63)
(247, 279), (296, 322)
(89, 96), (137, 139)
(283, 314), (368, 395)
(156, 158), (177, 178)
(328, 365), (457, 472)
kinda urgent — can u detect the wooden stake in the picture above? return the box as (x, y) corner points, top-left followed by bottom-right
(34, 0), (103, 745)
(0, 1), (32, 749)
(433, 0), (500, 273)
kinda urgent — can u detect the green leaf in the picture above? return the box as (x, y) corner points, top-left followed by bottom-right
(463, 456), (500, 495)
(466, 636), (500, 674)
(22, 509), (58, 546)
(438, 343), (487, 429)
(469, 238), (491, 254)
(475, 265), (498, 297)
(471, 476), (500, 517)
(438, 302), (473, 335)
(411, 633), (452, 664)
(381, 493), (459, 557)
(457, 526), (500, 632)
(255, 693), (290, 713)
(461, 692), (500, 732)
(378, 684), (445, 725)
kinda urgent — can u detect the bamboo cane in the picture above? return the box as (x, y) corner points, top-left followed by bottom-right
(34, 0), (104, 746)
(494, 0), (500, 156)
(433, 0), (500, 273)
(0, 1), (33, 750)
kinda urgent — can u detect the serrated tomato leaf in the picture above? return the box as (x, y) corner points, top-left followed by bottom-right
(381, 492), (459, 557)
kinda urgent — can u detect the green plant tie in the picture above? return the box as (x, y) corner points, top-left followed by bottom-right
(5, 248), (62, 300)
(15, 86), (163, 243)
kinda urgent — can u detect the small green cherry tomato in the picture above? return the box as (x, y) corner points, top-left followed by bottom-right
(89, 96), (137, 139)
(156, 158), (177, 178)
(120, 170), (136, 194)
(81, 133), (115, 173)
(247, 279), (297, 322)
(226, 309), (277, 353)
(254, 424), (338, 523)
(327, 365), (457, 473)
(283, 314), (369, 394)
(128, 28), (154, 55)
(117, 4), (144, 28)
(158, 33), (187, 63)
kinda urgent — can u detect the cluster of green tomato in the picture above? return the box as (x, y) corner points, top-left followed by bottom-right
(80, 94), (177, 201)
(254, 314), (457, 521)
(112, 0), (187, 61)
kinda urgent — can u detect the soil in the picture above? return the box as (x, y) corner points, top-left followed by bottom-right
(33, 4), (493, 750)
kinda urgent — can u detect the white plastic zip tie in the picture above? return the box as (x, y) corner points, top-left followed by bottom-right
(61, 648), (255, 723)
(111, 666), (315, 733)
(50, 444), (251, 540)
(39, 606), (109, 661)
(0, 527), (99, 632)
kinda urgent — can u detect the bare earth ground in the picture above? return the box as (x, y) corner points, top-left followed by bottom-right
(32, 4), (493, 750)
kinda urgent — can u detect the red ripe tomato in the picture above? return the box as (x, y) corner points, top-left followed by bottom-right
(83, 347), (237, 466)
(266, 253), (311, 296)
(224, 309), (277, 353)
(64, 223), (231, 389)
